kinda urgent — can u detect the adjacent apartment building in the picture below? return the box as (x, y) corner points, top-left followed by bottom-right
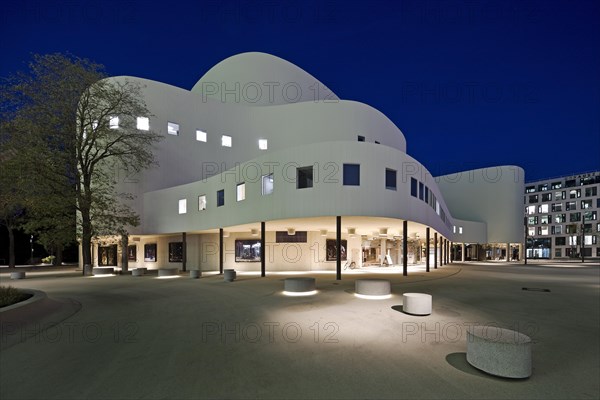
(525, 171), (600, 259)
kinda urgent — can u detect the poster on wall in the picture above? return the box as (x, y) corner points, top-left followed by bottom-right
(326, 239), (347, 261)
(127, 245), (137, 261)
(235, 239), (261, 262)
(144, 243), (157, 262)
(98, 245), (117, 266)
(169, 242), (183, 262)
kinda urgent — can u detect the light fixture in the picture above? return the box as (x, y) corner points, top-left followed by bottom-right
(287, 228), (296, 235)
(348, 228), (356, 237)
(379, 228), (388, 237)
(283, 290), (318, 297)
(251, 229), (259, 236)
(320, 229), (328, 237)
(354, 293), (392, 300)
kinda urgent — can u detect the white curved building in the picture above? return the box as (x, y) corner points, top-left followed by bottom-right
(89, 52), (525, 275)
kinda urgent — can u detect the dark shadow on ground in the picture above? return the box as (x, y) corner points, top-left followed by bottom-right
(445, 352), (528, 382)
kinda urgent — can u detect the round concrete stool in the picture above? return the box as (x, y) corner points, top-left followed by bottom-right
(158, 268), (179, 277)
(190, 270), (200, 279)
(10, 271), (26, 280)
(284, 277), (316, 293)
(466, 325), (532, 378)
(355, 279), (391, 297)
(224, 269), (236, 282)
(92, 267), (114, 275)
(132, 268), (144, 276)
(402, 293), (432, 315)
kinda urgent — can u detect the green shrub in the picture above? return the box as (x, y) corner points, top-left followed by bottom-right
(42, 255), (55, 264)
(0, 286), (32, 308)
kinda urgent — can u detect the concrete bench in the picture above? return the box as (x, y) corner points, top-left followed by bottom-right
(284, 277), (316, 293)
(190, 270), (200, 279)
(92, 267), (114, 275)
(158, 268), (179, 277)
(355, 279), (391, 297)
(466, 325), (532, 378)
(132, 268), (145, 276)
(10, 271), (26, 280)
(224, 269), (236, 282)
(402, 293), (432, 315)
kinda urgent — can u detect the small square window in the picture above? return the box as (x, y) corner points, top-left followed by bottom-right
(178, 199), (187, 214)
(109, 116), (119, 129)
(222, 135), (232, 147)
(198, 195), (206, 211)
(358, 135), (365, 142)
(262, 174), (273, 195)
(343, 164), (360, 186)
(385, 168), (397, 190)
(237, 183), (246, 201)
(167, 122), (179, 136)
(297, 166), (313, 189)
(258, 139), (268, 150)
(196, 130), (207, 142)
(217, 189), (225, 207)
(137, 117), (149, 131)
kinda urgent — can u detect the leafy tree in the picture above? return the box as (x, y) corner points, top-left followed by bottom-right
(0, 54), (161, 271)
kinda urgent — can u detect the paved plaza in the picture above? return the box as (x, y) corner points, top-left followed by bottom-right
(1, 262), (599, 399)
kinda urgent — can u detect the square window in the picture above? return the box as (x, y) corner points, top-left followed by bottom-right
(221, 135), (232, 147)
(258, 139), (268, 150)
(167, 122), (179, 136)
(109, 116), (119, 129)
(136, 117), (149, 131)
(262, 174), (273, 195)
(385, 168), (397, 190)
(217, 189), (225, 207)
(198, 195), (206, 211)
(358, 135), (365, 142)
(178, 199), (187, 214)
(237, 183), (246, 201)
(297, 166), (313, 189)
(343, 164), (360, 186)
(196, 130), (207, 142)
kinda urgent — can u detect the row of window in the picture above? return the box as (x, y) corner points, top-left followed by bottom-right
(554, 248), (600, 257)
(525, 175), (600, 193)
(554, 235), (598, 246)
(409, 177), (452, 231)
(526, 199), (598, 215)
(527, 187), (598, 203)
(528, 223), (600, 236)
(527, 211), (598, 225)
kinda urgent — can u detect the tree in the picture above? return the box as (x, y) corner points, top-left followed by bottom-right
(0, 146), (26, 268)
(0, 54), (161, 272)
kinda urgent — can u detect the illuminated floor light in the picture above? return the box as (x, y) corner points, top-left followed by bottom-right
(90, 274), (116, 278)
(283, 290), (318, 297)
(354, 293), (392, 300)
(156, 275), (181, 279)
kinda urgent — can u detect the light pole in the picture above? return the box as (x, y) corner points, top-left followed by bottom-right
(30, 235), (34, 265)
(580, 222), (585, 263)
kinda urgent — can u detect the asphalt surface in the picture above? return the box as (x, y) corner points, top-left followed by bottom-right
(1, 262), (599, 399)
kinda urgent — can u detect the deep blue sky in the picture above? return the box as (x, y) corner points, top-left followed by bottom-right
(2, 0), (599, 181)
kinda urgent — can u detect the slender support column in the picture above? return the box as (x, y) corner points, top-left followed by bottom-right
(182, 232), (187, 272)
(447, 240), (450, 264)
(434, 233), (438, 269)
(450, 241), (454, 263)
(425, 228), (430, 272)
(461, 243), (466, 262)
(442, 238), (446, 265)
(336, 216), (342, 280)
(219, 228), (224, 274)
(506, 242), (510, 262)
(121, 234), (128, 274)
(402, 220), (408, 276)
(261, 222), (266, 277)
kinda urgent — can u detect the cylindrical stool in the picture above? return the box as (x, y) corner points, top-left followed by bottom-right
(224, 269), (236, 282)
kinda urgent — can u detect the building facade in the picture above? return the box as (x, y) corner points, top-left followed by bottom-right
(84, 52), (525, 273)
(525, 171), (600, 259)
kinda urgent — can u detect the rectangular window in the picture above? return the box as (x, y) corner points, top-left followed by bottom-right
(357, 135), (365, 142)
(555, 191), (565, 200)
(555, 248), (562, 257)
(539, 226), (549, 235)
(258, 139), (268, 150)
(584, 211), (597, 221)
(555, 236), (566, 246)
(581, 200), (592, 209)
(297, 166), (313, 189)
(526, 205), (536, 215)
(583, 223), (593, 233)
(528, 195), (538, 203)
(385, 168), (397, 190)
(217, 189), (225, 207)
(411, 178), (418, 197)
(525, 186), (535, 193)
(178, 199), (187, 214)
(198, 195), (206, 211)
(419, 182), (424, 200)
(459, 226), (463, 234)
(109, 116), (119, 129)
(167, 122), (179, 136)
(424, 186), (429, 203)
(552, 225), (563, 234)
(566, 201), (576, 211)
(540, 215), (550, 224)
(538, 183), (548, 191)
(551, 181), (562, 189)
(221, 135), (232, 147)
(569, 189), (581, 199)
(236, 183), (246, 201)
(566, 224), (578, 234)
(262, 174), (274, 195)
(565, 179), (576, 188)
(541, 193), (552, 202)
(551, 203), (562, 212)
(570, 212), (581, 222)
(343, 164), (360, 186)
(555, 214), (566, 223)
(581, 176), (596, 185)
(538, 204), (549, 213)
(584, 186), (597, 197)
(528, 227), (535, 236)
(137, 117), (149, 131)
(196, 130), (207, 142)
(528, 216), (538, 225)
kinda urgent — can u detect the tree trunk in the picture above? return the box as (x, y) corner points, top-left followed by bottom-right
(54, 246), (63, 266)
(81, 206), (92, 275)
(121, 234), (128, 274)
(8, 226), (15, 268)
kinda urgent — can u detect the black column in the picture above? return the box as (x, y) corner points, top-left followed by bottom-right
(402, 220), (408, 276)
(261, 221), (266, 277)
(441, 238), (445, 266)
(121, 234), (128, 274)
(219, 228), (223, 274)
(434, 232), (438, 269)
(450, 241), (453, 263)
(182, 232), (187, 272)
(425, 228), (430, 272)
(336, 216), (342, 280)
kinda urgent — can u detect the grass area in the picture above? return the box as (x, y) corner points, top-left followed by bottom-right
(0, 286), (33, 308)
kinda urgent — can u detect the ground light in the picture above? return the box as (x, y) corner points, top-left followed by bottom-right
(282, 290), (318, 297)
(354, 293), (392, 300)
(156, 275), (181, 280)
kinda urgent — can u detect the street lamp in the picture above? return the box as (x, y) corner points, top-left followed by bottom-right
(30, 235), (34, 265)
